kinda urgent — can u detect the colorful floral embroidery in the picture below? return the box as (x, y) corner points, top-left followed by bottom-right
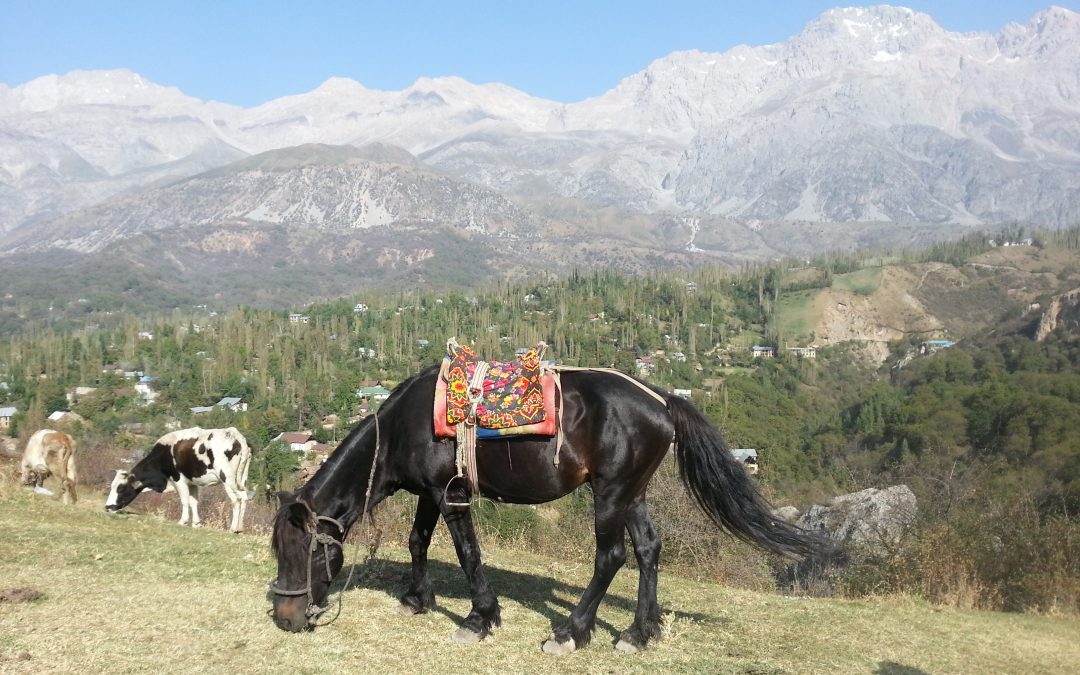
(444, 342), (547, 429)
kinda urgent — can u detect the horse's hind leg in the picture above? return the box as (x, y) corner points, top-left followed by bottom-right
(399, 493), (440, 615)
(615, 496), (663, 652)
(543, 487), (629, 654)
(441, 504), (501, 643)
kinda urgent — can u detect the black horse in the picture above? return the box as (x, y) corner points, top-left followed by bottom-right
(270, 364), (820, 653)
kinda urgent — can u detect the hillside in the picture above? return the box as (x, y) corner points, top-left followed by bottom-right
(0, 143), (969, 325)
(775, 243), (1080, 363)
(1, 488), (1077, 674)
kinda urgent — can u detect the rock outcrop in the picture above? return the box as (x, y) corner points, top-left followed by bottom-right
(797, 485), (917, 555)
(1035, 288), (1080, 342)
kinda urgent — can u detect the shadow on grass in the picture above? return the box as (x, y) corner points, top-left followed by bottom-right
(332, 558), (721, 642)
(876, 662), (929, 675)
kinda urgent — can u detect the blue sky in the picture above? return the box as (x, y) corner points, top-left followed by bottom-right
(1, 1), (1075, 106)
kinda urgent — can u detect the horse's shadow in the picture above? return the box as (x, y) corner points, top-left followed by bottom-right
(331, 558), (720, 638)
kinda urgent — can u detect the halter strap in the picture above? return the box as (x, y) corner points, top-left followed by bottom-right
(269, 509), (345, 613)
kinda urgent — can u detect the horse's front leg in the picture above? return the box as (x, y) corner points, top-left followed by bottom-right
(399, 493), (440, 615)
(441, 505), (501, 643)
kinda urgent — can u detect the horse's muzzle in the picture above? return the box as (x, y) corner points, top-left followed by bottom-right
(271, 596), (313, 633)
(272, 610), (312, 633)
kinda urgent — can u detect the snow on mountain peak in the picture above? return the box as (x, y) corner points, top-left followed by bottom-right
(312, 77), (368, 96)
(12, 69), (195, 112)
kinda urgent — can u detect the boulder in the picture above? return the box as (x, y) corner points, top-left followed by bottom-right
(772, 505), (802, 523)
(797, 485), (917, 555)
(780, 485), (918, 593)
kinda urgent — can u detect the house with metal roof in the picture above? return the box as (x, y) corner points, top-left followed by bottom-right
(730, 448), (759, 475)
(215, 396), (248, 412)
(0, 406), (16, 430)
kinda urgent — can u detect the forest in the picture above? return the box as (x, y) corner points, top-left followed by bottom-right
(1, 226), (1078, 613)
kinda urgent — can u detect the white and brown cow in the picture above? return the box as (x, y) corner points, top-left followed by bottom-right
(106, 427), (252, 532)
(21, 429), (78, 504)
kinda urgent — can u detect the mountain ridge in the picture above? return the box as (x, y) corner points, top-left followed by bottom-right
(2, 5), (1077, 243)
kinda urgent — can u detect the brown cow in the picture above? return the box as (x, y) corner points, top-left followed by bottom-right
(21, 429), (78, 504)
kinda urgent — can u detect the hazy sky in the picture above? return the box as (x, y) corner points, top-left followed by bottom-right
(2, 1), (1075, 106)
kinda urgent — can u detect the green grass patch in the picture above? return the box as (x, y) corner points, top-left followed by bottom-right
(832, 267), (882, 295)
(776, 290), (822, 340)
(1, 487), (1078, 674)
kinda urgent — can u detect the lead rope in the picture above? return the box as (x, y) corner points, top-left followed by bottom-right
(309, 411), (382, 627)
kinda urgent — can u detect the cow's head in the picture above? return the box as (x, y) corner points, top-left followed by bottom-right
(269, 491), (345, 632)
(20, 469), (47, 486)
(105, 470), (145, 512)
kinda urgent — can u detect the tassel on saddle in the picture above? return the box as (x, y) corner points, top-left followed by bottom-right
(436, 338), (559, 506)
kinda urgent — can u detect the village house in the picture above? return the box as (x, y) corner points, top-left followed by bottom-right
(0, 406), (16, 430)
(288, 313), (310, 324)
(921, 339), (956, 355)
(751, 345), (776, 358)
(730, 448), (759, 475)
(274, 432), (318, 453)
(47, 410), (85, 425)
(353, 303), (368, 314)
(787, 346), (817, 359)
(134, 376), (159, 404)
(215, 396), (248, 412)
(356, 385), (391, 401)
(189, 405), (213, 415)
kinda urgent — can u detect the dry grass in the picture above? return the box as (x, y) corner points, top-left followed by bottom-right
(2, 484), (1079, 674)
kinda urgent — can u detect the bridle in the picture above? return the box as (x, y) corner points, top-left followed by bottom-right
(269, 503), (346, 624)
(269, 410), (382, 627)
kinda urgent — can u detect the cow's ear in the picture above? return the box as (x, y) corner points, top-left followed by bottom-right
(276, 491), (297, 507)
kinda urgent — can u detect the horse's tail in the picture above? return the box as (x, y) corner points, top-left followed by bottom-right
(667, 395), (822, 560)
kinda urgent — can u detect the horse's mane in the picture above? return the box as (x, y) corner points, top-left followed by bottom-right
(275, 364), (442, 534)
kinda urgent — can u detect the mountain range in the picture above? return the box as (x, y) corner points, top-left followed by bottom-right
(1, 5), (1077, 312)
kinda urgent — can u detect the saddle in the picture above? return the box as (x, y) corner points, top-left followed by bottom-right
(433, 339), (557, 439)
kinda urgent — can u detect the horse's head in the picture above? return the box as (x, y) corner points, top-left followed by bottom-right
(105, 470), (144, 512)
(269, 491), (345, 632)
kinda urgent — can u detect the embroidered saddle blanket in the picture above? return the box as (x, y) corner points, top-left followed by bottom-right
(434, 340), (557, 438)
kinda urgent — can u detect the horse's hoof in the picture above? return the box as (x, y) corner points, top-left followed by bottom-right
(542, 637), (577, 655)
(615, 638), (643, 654)
(398, 603), (421, 617)
(452, 627), (483, 644)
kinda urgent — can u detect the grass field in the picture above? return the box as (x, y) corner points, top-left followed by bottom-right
(832, 268), (883, 295)
(2, 486), (1078, 674)
(776, 290), (823, 341)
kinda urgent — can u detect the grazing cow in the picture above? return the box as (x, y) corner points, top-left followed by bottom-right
(106, 427), (252, 533)
(21, 429), (78, 504)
